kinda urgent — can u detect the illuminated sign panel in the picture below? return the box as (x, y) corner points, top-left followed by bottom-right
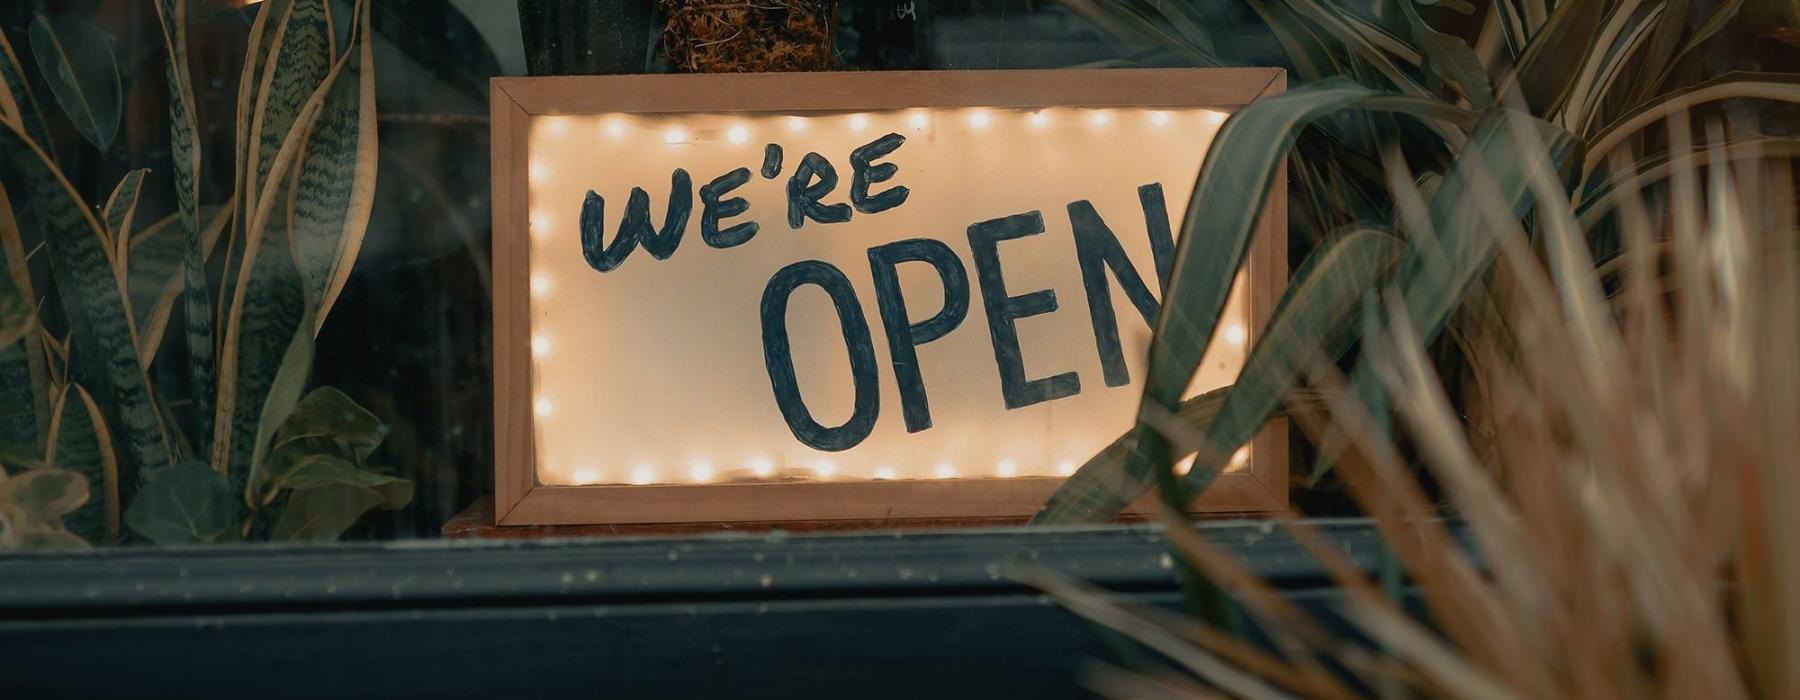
(492, 69), (1287, 525)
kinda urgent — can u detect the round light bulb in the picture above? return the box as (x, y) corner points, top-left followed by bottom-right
(1150, 111), (1171, 127)
(813, 460), (837, 477)
(848, 114), (868, 132)
(534, 398), (554, 417)
(1056, 461), (1078, 476)
(907, 112), (929, 130)
(603, 118), (626, 139)
(571, 466), (601, 484)
(967, 110), (991, 130)
(1089, 110), (1112, 127)
(531, 335), (551, 357)
(1028, 111), (1050, 129)
(1230, 446), (1251, 468)
(629, 465), (656, 485)
(750, 459), (775, 478)
(996, 459), (1018, 478)
(933, 463), (957, 479)
(530, 274), (551, 298)
(663, 127), (687, 144)
(786, 116), (807, 132)
(873, 466), (898, 480)
(727, 125), (750, 144)
(688, 461), (714, 483)
(1223, 323), (1248, 346)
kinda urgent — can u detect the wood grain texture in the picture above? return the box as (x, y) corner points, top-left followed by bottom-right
(491, 69), (1290, 526)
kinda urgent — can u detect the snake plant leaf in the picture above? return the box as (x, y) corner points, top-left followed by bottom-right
(0, 27), (54, 157)
(44, 384), (121, 543)
(1, 184), (49, 442)
(216, 177), (306, 482)
(0, 466), (88, 523)
(1401, 0), (1494, 111)
(123, 459), (237, 545)
(243, 303), (313, 502)
(27, 15), (122, 152)
(247, 0), (332, 213)
(101, 168), (146, 281)
(0, 119), (173, 480)
(1121, 78), (1473, 510)
(0, 238), (29, 350)
(131, 205), (230, 370)
(154, 0), (217, 464)
(291, 0), (377, 335)
(1035, 227), (1405, 523)
(216, 0), (343, 477)
(0, 438), (45, 471)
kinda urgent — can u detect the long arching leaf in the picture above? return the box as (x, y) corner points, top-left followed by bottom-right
(1127, 78), (1472, 512)
(44, 384), (121, 543)
(213, 0), (331, 477)
(0, 119), (173, 488)
(154, 0), (216, 459)
(27, 15), (121, 151)
(1035, 226), (1405, 523)
(291, 0), (377, 335)
(101, 168), (146, 293)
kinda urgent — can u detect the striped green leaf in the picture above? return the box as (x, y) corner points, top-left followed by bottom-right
(214, 0), (332, 477)
(154, 0), (216, 461)
(291, 0), (377, 334)
(45, 384), (120, 543)
(101, 168), (146, 281)
(0, 119), (173, 489)
(0, 184), (48, 445)
(0, 26), (55, 158)
(27, 15), (121, 152)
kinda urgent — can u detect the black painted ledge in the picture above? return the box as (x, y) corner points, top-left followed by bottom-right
(0, 519), (1392, 699)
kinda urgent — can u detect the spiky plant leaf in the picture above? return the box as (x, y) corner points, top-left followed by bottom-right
(155, 0), (213, 458)
(100, 168), (146, 290)
(1124, 78), (1472, 512)
(44, 384), (120, 543)
(1034, 226), (1405, 523)
(0, 27), (53, 156)
(290, 0), (377, 334)
(0, 185), (47, 445)
(0, 119), (172, 485)
(26, 15), (121, 151)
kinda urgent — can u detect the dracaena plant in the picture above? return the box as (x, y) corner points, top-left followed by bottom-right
(1034, 0), (1800, 526)
(0, 0), (409, 549)
(1022, 113), (1800, 699)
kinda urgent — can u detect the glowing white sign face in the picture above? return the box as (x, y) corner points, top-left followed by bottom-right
(527, 106), (1244, 485)
(492, 69), (1287, 525)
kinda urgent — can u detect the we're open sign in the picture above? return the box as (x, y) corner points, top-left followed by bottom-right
(492, 69), (1287, 526)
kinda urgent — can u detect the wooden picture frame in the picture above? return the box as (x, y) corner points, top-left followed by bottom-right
(491, 68), (1288, 527)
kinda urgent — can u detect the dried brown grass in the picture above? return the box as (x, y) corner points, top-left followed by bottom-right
(1029, 113), (1800, 698)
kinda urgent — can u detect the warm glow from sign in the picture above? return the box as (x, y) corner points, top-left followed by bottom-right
(525, 107), (1247, 487)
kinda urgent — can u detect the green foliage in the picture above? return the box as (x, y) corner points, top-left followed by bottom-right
(0, 466), (91, 551)
(123, 460), (236, 545)
(1042, 0), (1800, 525)
(27, 15), (121, 152)
(0, 0), (401, 549)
